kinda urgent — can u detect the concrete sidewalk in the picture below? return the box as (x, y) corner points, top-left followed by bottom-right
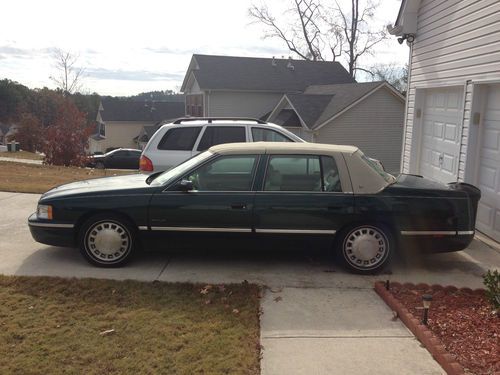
(260, 288), (444, 375)
(0, 156), (42, 164)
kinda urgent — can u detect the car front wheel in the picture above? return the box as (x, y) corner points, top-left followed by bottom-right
(79, 214), (136, 267)
(337, 224), (393, 274)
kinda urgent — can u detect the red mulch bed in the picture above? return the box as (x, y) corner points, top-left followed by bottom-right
(389, 284), (499, 375)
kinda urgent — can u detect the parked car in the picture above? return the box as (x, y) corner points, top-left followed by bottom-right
(28, 142), (480, 274)
(87, 148), (141, 170)
(139, 117), (304, 172)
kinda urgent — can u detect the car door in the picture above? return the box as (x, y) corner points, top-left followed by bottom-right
(253, 154), (354, 235)
(105, 150), (121, 169)
(156, 126), (202, 169)
(148, 154), (260, 232)
(126, 151), (140, 169)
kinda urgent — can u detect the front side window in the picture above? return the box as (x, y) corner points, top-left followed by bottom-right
(264, 155), (341, 192)
(158, 127), (201, 151)
(252, 128), (293, 142)
(197, 126), (246, 151)
(185, 155), (257, 191)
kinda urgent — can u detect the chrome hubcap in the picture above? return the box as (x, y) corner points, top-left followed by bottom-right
(344, 226), (388, 270)
(86, 221), (130, 263)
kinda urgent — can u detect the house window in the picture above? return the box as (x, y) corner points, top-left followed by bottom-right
(186, 94), (203, 117)
(99, 123), (106, 137)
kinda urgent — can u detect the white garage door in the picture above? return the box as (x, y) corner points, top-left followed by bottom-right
(476, 85), (500, 242)
(419, 87), (463, 183)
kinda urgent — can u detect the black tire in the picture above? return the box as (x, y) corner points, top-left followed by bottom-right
(335, 223), (393, 274)
(78, 213), (136, 267)
(95, 161), (105, 169)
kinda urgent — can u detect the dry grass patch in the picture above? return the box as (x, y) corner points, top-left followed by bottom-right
(0, 275), (261, 375)
(0, 161), (134, 194)
(0, 151), (44, 160)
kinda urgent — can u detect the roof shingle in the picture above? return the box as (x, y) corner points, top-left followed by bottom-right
(99, 99), (185, 122)
(185, 54), (355, 92)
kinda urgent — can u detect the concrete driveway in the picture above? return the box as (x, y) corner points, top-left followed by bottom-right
(2, 191), (499, 374)
(2, 191), (497, 287)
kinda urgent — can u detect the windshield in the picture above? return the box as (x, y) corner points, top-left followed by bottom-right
(150, 151), (214, 186)
(361, 154), (396, 184)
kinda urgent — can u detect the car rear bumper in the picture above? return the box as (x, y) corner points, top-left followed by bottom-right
(399, 230), (475, 253)
(28, 213), (76, 247)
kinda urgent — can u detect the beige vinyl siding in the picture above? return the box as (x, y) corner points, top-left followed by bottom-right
(402, 0), (500, 178)
(92, 121), (153, 152)
(208, 91), (282, 118)
(316, 88), (404, 173)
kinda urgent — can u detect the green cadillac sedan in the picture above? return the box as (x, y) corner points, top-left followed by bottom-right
(28, 142), (480, 274)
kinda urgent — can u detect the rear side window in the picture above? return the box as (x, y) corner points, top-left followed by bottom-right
(264, 156), (321, 191)
(263, 155), (342, 192)
(158, 127), (201, 151)
(252, 128), (292, 142)
(197, 126), (246, 151)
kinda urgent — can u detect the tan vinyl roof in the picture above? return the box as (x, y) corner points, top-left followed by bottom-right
(210, 142), (359, 155)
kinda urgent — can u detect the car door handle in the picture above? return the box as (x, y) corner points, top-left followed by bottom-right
(231, 203), (247, 210)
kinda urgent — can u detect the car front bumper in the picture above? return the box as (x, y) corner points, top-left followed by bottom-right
(28, 213), (76, 247)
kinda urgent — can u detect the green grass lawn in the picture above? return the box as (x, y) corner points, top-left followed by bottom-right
(0, 276), (261, 374)
(0, 161), (134, 194)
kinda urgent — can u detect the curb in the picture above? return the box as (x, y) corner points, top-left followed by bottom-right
(374, 281), (465, 375)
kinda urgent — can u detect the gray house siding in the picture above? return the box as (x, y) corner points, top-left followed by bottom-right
(317, 88), (404, 173)
(403, 0), (500, 177)
(207, 91), (282, 118)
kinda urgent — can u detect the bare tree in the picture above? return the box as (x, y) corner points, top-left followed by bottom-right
(249, 0), (324, 61)
(370, 63), (408, 93)
(249, 0), (387, 78)
(49, 49), (85, 95)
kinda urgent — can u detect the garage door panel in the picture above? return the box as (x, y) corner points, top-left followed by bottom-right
(418, 87), (462, 184)
(444, 123), (458, 141)
(479, 165), (497, 191)
(476, 84), (500, 242)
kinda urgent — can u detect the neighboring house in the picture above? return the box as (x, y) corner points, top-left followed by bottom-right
(180, 54), (355, 118)
(389, 0), (500, 241)
(0, 123), (10, 145)
(267, 81), (405, 172)
(0, 123), (18, 145)
(89, 99), (185, 154)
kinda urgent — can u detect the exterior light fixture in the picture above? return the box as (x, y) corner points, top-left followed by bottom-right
(422, 294), (433, 325)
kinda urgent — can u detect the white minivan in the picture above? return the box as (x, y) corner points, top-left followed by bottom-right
(140, 117), (305, 172)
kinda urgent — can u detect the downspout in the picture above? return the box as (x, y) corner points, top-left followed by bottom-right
(400, 41), (414, 174)
(206, 90), (210, 117)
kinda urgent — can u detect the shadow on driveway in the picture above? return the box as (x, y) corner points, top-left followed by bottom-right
(13, 241), (493, 288)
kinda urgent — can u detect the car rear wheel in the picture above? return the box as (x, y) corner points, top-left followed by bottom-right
(336, 224), (393, 274)
(78, 214), (136, 267)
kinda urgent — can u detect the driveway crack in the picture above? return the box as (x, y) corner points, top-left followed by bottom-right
(154, 256), (171, 281)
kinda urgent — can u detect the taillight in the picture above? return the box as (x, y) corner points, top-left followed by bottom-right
(139, 155), (154, 171)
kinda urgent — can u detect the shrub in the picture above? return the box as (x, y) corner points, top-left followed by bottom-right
(13, 113), (43, 152)
(483, 269), (500, 312)
(41, 95), (92, 167)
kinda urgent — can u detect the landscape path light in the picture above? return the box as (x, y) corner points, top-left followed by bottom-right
(422, 294), (433, 325)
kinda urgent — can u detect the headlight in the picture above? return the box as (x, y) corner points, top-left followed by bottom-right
(37, 204), (53, 220)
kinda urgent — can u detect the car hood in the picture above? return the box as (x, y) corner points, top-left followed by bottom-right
(41, 174), (152, 201)
(384, 174), (465, 197)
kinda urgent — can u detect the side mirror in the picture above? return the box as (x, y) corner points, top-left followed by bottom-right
(176, 179), (194, 192)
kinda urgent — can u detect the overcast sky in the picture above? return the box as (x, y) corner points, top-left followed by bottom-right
(0, 0), (408, 96)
